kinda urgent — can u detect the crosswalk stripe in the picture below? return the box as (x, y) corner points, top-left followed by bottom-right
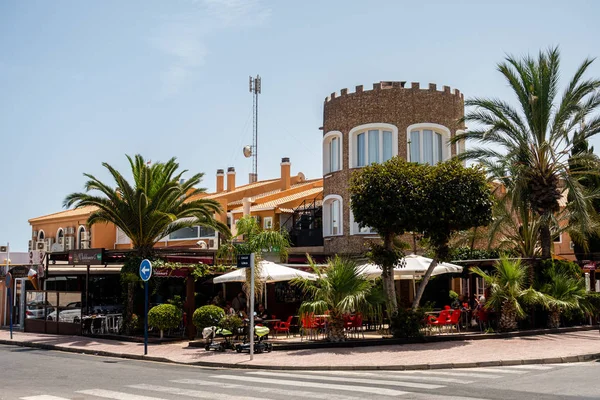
(129, 384), (270, 400)
(21, 396), (72, 400)
(211, 374), (409, 397)
(76, 389), (168, 400)
(281, 370), (474, 384)
(500, 365), (554, 370)
(452, 367), (524, 374)
(247, 371), (445, 390)
(394, 371), (503, 379)
(172, 379), (365, 400)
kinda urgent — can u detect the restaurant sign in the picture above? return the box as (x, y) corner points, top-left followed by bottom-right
(153, 268), (189, 278)
(583, 261), (597, 270)
(69, 249), (104, 265)
(8, 265), (30, 278)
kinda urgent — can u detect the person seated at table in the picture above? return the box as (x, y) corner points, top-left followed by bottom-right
(223, 301), (235, 315)
(257, 303), (270, 320)
(238, 307), (248, 319)
(232, 292), (246, 312)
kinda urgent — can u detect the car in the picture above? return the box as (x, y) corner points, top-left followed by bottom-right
(47, 302), (82, 323)
(26, 301), (54, 319)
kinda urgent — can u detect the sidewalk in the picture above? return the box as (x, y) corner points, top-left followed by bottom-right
(1, 329), (599, 370)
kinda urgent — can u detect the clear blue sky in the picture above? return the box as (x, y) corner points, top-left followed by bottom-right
(2, 0), (600, 251)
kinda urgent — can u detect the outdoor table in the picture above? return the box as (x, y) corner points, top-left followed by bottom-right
(263, 319), (281, 337)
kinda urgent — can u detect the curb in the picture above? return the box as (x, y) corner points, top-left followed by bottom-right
(2, 337), (600, 371)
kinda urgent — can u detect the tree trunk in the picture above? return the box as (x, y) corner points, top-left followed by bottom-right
(327, 309), (345, 342)
(160, 329), (164, 339)
(539, 219), (552, 260)
(412, 259), (438, 310)
(382, 234), (398, 314)
(499, 301), (518, 331)
(547, 308), (561, 329)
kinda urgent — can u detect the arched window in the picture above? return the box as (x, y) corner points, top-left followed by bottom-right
(38, 230), (45, 241)
(57, 228), (64, 239)
(77, 226), (86, 249)
(323, 195), (343, 237)
(323, 131), (343, 174)
(349, 209), (376, 235)
(349, 123), (398, 168)
(407, 123), (451, 165)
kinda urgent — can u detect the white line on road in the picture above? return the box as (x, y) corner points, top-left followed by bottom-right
(451, 367), (525, 374)
(21, 396), (72, 400)
(500, 365), (554, 370)
(281, 370), (474, 384)
(247, 371), (445, 389)
(129, 384), (271, 400)
(76, 389), (168, 400)
(393, 371), (503, 379)
(172, 378), (374, 400)
(210, 374), (409, 397)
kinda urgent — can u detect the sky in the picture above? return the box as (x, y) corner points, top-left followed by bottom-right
(1, 0), (600, 251)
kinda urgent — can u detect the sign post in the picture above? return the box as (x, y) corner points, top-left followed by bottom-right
(237, 253), (255, 360)
(5, 272), (12, 339)
(139, 259), (152, 355)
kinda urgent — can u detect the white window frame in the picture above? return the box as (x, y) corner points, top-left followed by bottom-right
(406, 123), (451, 164)
(349, 123), (398, 168)
(455, 129), (466, 157)
(77, 226), (86, 249)
(263, 217), (273, 230)
(349, 209), (377, 235)
(553, 233), (562, 244)
(323, 194), (343, 237)
(323, 131), (343, 174)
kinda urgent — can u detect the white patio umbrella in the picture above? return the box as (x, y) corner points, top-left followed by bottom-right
(358, 254), (463, 293)
(213, 260), (317, 284)
(213, 260), (317, 308)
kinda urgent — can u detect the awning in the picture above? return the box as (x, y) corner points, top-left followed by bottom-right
(47, 265), (123, 275)
(213, 260), (317, 283)
(359, 254), (463, 280)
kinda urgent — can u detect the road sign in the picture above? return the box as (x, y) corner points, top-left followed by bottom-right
(139, 259), (152, 281)
(237, 254), (252, 268)
(4, 272), (11, 288)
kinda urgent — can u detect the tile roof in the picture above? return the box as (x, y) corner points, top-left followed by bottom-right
(227, 179), (321, 206)
(202, 179), (279, 200)
(231, 187), (323, 213)
(29, 206), (97, 223)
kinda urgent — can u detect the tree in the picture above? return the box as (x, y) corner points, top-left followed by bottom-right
(217, 215), (290, 305)
(64, 154), (229, 258)
(292, 256), (376, 342)
(539, 266), (590, 328)
(411, 160), (493, 309)
(454, 47), (600, 259)
(64, 154), (230, 332)
(350, 159), (425, 312)
(472, 257), (545, 331)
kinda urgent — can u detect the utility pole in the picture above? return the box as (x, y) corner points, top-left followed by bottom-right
(249, 75), (261, 183)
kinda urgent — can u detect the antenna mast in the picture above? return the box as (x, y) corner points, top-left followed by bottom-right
(249, 75), (261, 183)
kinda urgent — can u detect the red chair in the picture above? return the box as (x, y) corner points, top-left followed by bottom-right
(430, 310), (452, 333)
(478, 309), (489, 332)
(352, 313), (364, 339)
(301, 313), (319, 341)
(447, 309), (461, 333)
(273, 315), (293, 338)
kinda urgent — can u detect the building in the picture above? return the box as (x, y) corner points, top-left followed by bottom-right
(321, 81), (465, 255)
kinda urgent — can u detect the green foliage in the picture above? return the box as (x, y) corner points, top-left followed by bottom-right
(152, 259), (235, 282)
(64, 154), (230, 258)
(218, 314), (243, 332)
(148, 304), (182, 331)
(449, 290), (459, 301)
(390, 308), (426, 338)
(167, 295), (183, 310)
(453, 47), (600, 259)
(448, 247), (505, 261)
(537, 259), (582, 283)
(192, 305), (225, 330)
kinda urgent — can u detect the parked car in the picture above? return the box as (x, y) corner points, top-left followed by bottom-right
(26, 301), (54, 319)
(47, 302), (81, 323)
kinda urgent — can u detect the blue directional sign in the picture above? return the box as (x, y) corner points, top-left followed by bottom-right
(139, 259), (152, 282)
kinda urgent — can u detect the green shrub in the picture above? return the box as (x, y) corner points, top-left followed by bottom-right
(390, 307), (426, 338)
(193, 305), (225, 330)
(449, 290), (459, 301)
(148, 304), (182, 338)
(218, 314), (243, 332)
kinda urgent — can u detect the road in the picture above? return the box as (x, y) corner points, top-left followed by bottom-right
(1, 344), (599, 400)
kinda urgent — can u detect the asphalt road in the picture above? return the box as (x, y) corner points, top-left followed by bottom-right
(2, 344), (600, 400)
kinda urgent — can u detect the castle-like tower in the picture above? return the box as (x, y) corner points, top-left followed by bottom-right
(321, 81), (465, 254)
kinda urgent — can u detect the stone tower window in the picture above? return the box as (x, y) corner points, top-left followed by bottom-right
(407, 123), (451, 165)
(323, 195), (343, 237)
(349, 123), (398, 168)
(323, 131), (343, 174)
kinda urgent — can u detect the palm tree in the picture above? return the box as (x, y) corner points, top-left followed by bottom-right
(218, 215), (290, 306)
(64, 154), (230, 332)
(472, 257), (545, 331)
(64, 154), (230, 258)
(539, 266), (591, 328)
(292, 256), (376, 342)
(454, 47), (600, 259)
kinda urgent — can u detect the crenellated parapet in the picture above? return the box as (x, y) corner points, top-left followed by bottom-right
(325, 81), (463, 103)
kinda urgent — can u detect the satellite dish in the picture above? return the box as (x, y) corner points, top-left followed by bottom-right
(297, 172), (306, 182)
(243, 145), (253, 158)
